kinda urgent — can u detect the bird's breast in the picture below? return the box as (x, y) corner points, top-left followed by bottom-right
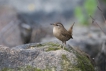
(53, 27), (60, 36)
(53, 27), (57, 34)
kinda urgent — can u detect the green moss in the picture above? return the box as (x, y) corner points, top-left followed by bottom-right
(64, 48), (70, 52)
(36, 43), (43, 47)
(44, 42), (60, 47)
(45, 42), (72, 52)
(30, 42), (71, 52)
(61, 49), (95, 71)
(44, 42), (63, 51)
(61, 54), (82, 71)
(75, 53), (94, 71)
(1, 68), (13, 71)
(1, 66), (42, 71)
(1, 66), (57, 71)
(61, 54), (71, 70)
(46, 47), (61, 51)
(61, 54), (70, 61)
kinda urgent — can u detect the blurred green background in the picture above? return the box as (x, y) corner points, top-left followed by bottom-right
(75, 0), (97, 25)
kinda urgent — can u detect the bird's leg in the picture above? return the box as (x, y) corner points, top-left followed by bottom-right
(64, 41), (66, 46)
(59, 41), (66, 49)
(58, 42), (62, 48)
(59, 44), (62, 48)
(63, 41), (66, 50)
(62, 42), (64, 50)
(62, 41), (65, 50)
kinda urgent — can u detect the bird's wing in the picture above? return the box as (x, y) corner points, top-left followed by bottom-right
(61, 30), (72, 39)
(68, 22), (75, 35)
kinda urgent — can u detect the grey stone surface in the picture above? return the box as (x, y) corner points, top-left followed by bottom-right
(0, 42), (94, 71)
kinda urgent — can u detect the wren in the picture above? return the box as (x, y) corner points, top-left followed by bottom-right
(51, 22), (74, 49)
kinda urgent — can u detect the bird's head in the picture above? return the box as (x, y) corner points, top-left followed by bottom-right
(50, 22), (64, 29)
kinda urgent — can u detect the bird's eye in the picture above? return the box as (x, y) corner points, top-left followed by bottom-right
(56, 24), (60, 26)
(56, 24), (58, 26)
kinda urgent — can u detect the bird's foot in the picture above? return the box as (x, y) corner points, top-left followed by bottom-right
(58, 45), (62, 48)
(58, 45), (65, 50)
(62, 46), (65, 50)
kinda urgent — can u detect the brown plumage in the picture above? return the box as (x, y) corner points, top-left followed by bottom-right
(51, 22), (74, 49)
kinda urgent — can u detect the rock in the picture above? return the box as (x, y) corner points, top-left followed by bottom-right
(95, 40), (106, 71)
(0, 6), (23, 47)
(0, 42), (95, 71)
(0, 9), (52, 47)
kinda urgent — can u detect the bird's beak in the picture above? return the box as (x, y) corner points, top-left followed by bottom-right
(50, 23), (54, 25)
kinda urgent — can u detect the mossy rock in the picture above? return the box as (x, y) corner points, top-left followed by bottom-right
(0, 42), (95, 71)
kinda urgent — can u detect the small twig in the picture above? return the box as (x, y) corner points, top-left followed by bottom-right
(97, 0), (106, 23)
(97, 6), (106, 23)
(97, 6), (103, 13)
(90, 15), (106, 35)
(90, 15), (95, 24)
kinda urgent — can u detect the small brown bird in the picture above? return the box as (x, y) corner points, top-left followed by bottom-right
(51, 22), (75, 49)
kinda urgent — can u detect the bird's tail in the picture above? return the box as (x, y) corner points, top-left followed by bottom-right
(68, 22), (75, 35)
